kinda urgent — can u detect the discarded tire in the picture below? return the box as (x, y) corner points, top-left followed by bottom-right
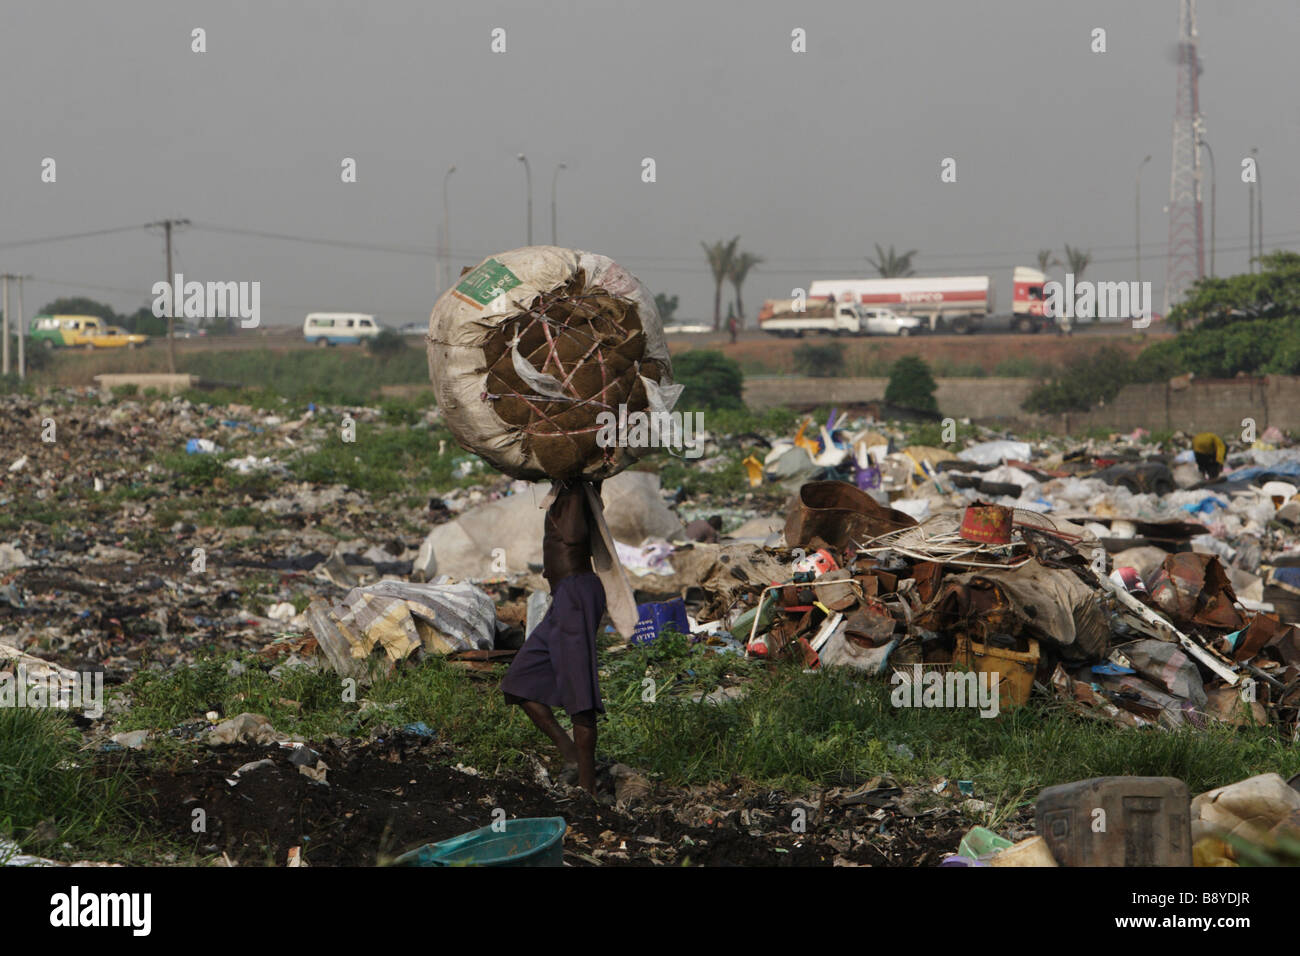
(427, 247), (674, 481)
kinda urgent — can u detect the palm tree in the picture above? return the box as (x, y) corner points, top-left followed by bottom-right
(727, 251), (764, 327)
(867, 243), (917, 277)
(1063, 244), (1094, 321)
(1062, 244), (1092, 281)
(702, 236), (740, 331)
(1036, 248), (1061, 272)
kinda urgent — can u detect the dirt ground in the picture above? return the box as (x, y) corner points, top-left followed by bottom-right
(129, 735), (985, 867)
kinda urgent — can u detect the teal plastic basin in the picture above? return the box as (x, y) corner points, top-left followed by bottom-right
(395, 816), (567, 867)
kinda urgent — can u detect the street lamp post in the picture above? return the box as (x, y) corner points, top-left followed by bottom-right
(441, 164), (456, 292)
(1248, 147), (1257, 272)
(1199, 139), (1215, 276)
(1136, 154), (1151, 284)
(551, 162), (567, 245)
(517, 153), (532, 246)
(1255, 148), (1262, 270)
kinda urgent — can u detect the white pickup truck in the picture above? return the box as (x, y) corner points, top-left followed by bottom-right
(758, 299), (921, 337)
(860, 307), (923, 336)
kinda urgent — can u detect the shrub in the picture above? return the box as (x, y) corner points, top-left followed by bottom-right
(367, 328), (409, 356)
(792, 344), (844, 377)
(1021, 346), (1137, 414)
(884, 355), (938, 412)
(673, 350), (745, 411)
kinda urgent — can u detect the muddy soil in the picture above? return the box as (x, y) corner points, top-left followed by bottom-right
(130, 735), (979, 867)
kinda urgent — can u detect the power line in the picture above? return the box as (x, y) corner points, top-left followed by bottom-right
(189, 222), (439, 257)
(0, 224), (150, 250)
(7, 216), (1295, 270)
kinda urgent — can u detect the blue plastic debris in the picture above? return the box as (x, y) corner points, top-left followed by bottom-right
(1091, 663), (1136, 676)
(395, 817), (567, 867)
(632, 598), (691, 645)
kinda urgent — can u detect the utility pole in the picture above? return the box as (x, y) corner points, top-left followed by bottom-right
(1136, 155), (1151, 285)
(1256, 148), (1262, 270)
(145, 218), (190, 373)
(1, 274), (8, 376)
(1248, 150), (1255, 273)
(1199, 136), (1215, 276)
(16, 275), (28, 380)
(517, 153), (532, 246)
(441, 165), (456, 293)
(0, 273), (28, 377)
(551, 162), (567, 245)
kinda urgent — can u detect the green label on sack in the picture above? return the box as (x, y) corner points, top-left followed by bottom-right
(454, 258), (522, 308)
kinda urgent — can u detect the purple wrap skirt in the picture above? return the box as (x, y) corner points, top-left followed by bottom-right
(500, 571), (606, 716)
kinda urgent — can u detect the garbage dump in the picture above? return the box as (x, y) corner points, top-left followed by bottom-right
(5, 379), (1300, 869)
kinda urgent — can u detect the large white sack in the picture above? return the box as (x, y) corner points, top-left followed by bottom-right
(414, 471), (685, 580)
(427, 246), (675, 482)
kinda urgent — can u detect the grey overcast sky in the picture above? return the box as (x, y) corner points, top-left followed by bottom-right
(1, 0), (1296, 327)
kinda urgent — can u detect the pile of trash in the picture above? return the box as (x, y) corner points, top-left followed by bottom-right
(295, 409), (1300, 734)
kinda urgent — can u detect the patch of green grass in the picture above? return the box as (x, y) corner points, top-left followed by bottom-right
(379, 394), (438, 425)
(903, 419), (980, 447)
(219, 506), (271, 529)
(653, 452), (749, 497)
(180, 386), (297, 414)
(0, 709), (142, 860)
(116, 632), (1300, 803)
(154, 448), (280, 497)
(106, 482), (165, 503)
(288, 423), (473, 494)
(598, 660), (1300, 793)
(700, 405), (800, 436)
(157, 449), (227, 489)
(117, 653), (539, 766)
(843, 355), (895, 377)
(992, 357), (1053, 379)
(0, 497), (75, 531)
(179, 348), (430, 405)
(0, 373), (37, 396)
(930, 360), (987, 378)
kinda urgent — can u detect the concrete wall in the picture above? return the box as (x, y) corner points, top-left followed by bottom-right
(743, 374), (1300, 435)
(1045, 376), (1287, 435)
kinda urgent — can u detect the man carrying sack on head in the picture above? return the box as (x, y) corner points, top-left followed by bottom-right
(500, 478), (607, 796)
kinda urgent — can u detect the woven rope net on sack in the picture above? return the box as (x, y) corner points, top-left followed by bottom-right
(427, 247), (678, 482)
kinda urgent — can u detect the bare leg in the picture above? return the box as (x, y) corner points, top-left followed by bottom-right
(519, 699), (578, 767)
(571, 710), (597, 796)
